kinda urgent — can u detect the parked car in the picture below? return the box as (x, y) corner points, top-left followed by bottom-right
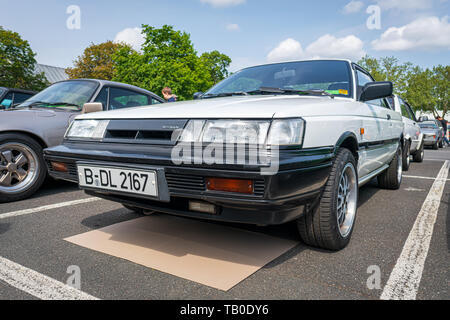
(387, 95), (424, 170)
(44, 59), (403, 251)
(0, 79), (164, 202)
(419, 120), (444, 149)
(0, 87), (36, 110)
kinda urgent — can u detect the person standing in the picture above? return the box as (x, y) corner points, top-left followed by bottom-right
(162, 87), (177, 102)
(438, 116), (449, 146)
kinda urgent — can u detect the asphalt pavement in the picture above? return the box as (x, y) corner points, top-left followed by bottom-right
(0, 149), (448, 300)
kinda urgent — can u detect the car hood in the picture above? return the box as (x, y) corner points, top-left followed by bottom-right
(0, 107), (68, 118)
(76, 95), (357, 120)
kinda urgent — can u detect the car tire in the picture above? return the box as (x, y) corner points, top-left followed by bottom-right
(402, 140), (411, 171)
(0, 133), (47, 203)
(377, 143), (402, 190)
(412, 142), (424, 163)
(122, 204), (155, 215)
(297, 148), (358, 251)
(433, 142), (439, 150)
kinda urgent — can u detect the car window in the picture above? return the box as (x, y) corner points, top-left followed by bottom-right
(205, 60), (353, 98)
(13, 92), (34, 104)
(151, 97), (162, 105)
(404, 101), (417, 122)
(399, 98), (413, 120)
(94, 87), (109, 110)
(108, 87), (150, 110)
(0, 92), (13, 108)
(356, 70), (388, 108)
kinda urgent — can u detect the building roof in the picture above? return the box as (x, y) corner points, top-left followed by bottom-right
(35, 64), (69, 83)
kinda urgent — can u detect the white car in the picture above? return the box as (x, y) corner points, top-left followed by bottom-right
(44, 59), (404, 251)
(387, 95), (424, 170)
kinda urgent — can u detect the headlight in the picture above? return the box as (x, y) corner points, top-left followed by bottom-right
(202, 120), (270, 145)
(266, 119), (305, 146)
(65, 120), (110, 139)
(178, 118), (304, 146)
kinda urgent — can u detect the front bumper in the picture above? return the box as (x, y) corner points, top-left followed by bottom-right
(44, 142), (334, 225)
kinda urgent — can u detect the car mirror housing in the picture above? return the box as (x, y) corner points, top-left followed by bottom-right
(193, 92), (204, 100)
(82, 102), (103, 114)
(360, 81), (393, 102)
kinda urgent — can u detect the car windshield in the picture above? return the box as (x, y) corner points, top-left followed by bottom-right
(204, 60), (353, 98)
(419, 121), (438, 129)
(17, 80), (99, 110)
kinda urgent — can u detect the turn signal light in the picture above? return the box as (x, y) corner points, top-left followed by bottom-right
(51, 162), (68, 173)
(206, 178), (253, 194)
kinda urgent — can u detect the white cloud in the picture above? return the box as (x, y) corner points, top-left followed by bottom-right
(372, 16), (450, 51)
(375, 0), (433, 10)
(343, 1), (364, 14)
(200, 0), (245, 7)
(267, 38), (304, 62)
(226, 23), (240, 31)
(306, 34), (366, 60)
(267, 35), (365, 63)
(114, 27), (145, 51)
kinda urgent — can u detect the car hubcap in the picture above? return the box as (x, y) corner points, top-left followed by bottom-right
(397, 149), (403, 183)
(336, 163), (358, 238)
(0, 143), (38, 194)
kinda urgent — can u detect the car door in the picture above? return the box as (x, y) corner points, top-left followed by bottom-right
(355, 69), (396, 177)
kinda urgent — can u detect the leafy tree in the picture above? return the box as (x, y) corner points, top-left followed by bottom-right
(358, 55), (412, 95)
(0, 26), (48, 91)
(404, 67), (437, 116)
(200, 50), (232, 84)
(113, 25), (231, 100)
(66, 41), (129, 80)
(432, 65), (449, 117)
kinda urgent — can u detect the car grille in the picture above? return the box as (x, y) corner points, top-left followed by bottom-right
(103, 119), (189, 145)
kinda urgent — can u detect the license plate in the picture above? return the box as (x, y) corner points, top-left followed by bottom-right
(77, 165), (158, 197)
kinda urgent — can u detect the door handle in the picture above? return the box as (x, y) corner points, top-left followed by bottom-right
(387, 114), (391, 120)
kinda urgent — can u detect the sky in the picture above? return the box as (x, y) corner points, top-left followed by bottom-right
(1, 0), (449, 72)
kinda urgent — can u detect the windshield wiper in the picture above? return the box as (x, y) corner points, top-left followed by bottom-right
(201, 92), (249, 99)
(248, 87), (335, 99)
(17, 101), (80, 109)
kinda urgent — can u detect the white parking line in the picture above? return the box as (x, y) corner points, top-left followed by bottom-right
(381, 160), (449, 300)
(0, 198), (100, 220)
(0, 256), (98, 300)
(403, 175), (450, 181)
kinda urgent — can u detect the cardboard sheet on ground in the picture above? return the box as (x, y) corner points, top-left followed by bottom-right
(65, 215), (298, 291)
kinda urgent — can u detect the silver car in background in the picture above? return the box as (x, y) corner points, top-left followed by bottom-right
(419, 120), (444, 150)
(0, 79), (164, 202)
(387, 95), (424, 170)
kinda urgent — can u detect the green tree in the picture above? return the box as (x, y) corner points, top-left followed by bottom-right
(0, 26), (48, 91)
(358, 55), (412, 95)
(432, 65), (449, 117)
(66, 41), (129, 80)
(113, 25), (231, 100)
(404, 67), (437, 116)
(200, 50), (231, 84)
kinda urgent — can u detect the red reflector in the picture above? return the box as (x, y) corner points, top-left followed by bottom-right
(51, 162), (68, 173)
(206, 178), (253, 194)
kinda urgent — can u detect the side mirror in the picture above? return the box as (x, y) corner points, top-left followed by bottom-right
(193, 92), (204, 100)
(360, 81), (393, 102)
(81, 102), (103, 114)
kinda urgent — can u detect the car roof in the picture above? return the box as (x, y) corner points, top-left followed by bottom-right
(240, 58), (353, 71)
(51, 79), (160, 98)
